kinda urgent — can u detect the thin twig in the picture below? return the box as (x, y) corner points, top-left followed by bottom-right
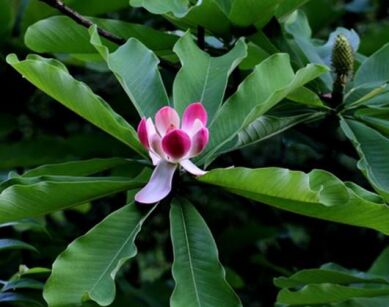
(38, 0), (177, 71)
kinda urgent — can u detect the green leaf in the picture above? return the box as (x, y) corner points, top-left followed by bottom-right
(170, 198), (241, 307)
(275, 0), (310, 18)
(21, 0), (129, 32)
(6, 54), (145, 157)
(0, 175), (146, 223)
(2, 279), (44, 291)
(274, 263), (389, 289)
(228, 111), (324, 152)
(44, 202), (156, 307)
(283, 10), (333, 90)
(165, 0), (231, 36)
(0, 293), (43, 306)
(369, 247), (389, 276)
(0, 239), (37, 253)
(0, 0), (15, 41)
(90, 27), (169, 118)
(22, 158), (133, 177)
(199, 167), (389, 234)
(130, 0), (192, 17)
(354, 43), (389, 87)
(173, 32), (247, 121)
(213, 0), (283, 27)
(25, 16), (178, 55)
(354, 107), (389, 137)
(277, 284), (389, 305)
(199, 53), (327, 163)
(340, 118), (389, 202)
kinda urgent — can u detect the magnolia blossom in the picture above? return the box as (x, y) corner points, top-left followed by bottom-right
(135, 103), (209, 204)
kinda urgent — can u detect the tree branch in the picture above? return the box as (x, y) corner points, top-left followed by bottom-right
(38, 0), (125, 45)
(37, 0), (177, 71)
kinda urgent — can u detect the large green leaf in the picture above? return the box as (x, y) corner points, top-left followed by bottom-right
(21, 0), (129, 32)
(22, 158), (132, 177)
(222, 111), (324, 153)
(170, 198), (241, 307)
(6, 54), (145, 157)
(199, 54), (327, 163)
(44, 201), (156, 307)
(173, 32), (247, 121)
(199, 167), (389, 234)
(341, 118), (389, 202)
(213, 0), (283, 27)
(90, 27), (169, 118)
(283, 10), (333, 90)
(354, 43), (389, 87)
(354, 107), (389, 136)
(25, 16), (177, 55)
(0, 175), (146, 223)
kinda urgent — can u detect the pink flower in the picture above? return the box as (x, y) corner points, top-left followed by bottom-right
(135, 102), (209, 204)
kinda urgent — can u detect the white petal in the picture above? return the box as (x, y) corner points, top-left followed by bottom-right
(180, 159), (207, 176)
(135, 161), (177, 204)
(149, 152), (161, 166)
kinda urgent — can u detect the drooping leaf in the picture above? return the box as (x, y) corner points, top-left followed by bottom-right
(2, 279), (44, 291)
(25, 16), (178, 55)
(173, 32), (247, 121)
(199, 167), (389, 234)
(340, 118), (389, 202)
(274, 263), (389, 289)
(22, 158), (133, 177)
(354, 43), (389, 87)
(170, 198), (241, 307)
(0, 175), (146, 223)
(277, 284), (389, 305)
(90, 26), (169, 118)
(6, 54), (145, 157)
(0, 293), (43, 306)
(354, 107), (389, 136)
(44, 202), (157, 307)
(199, 53), (327, 163)
(0, 239), (37, 253)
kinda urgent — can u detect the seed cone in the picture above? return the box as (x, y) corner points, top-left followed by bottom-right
(331, 34), (354, 77)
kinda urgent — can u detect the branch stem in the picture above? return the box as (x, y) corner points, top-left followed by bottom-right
(38, 0), (125, 45)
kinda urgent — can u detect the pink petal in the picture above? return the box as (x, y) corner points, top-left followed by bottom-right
(162, 129), (191, 161)
(135, 161), (177, 204)
(190, 127), (209, 157)
(137, 118), (149, 149)
(180, 159), (207, 176)
(155, 106), (180, 136)
(182, 102), (207, 132)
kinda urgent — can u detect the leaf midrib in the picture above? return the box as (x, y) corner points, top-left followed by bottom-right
(179, 204), (202, 306)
